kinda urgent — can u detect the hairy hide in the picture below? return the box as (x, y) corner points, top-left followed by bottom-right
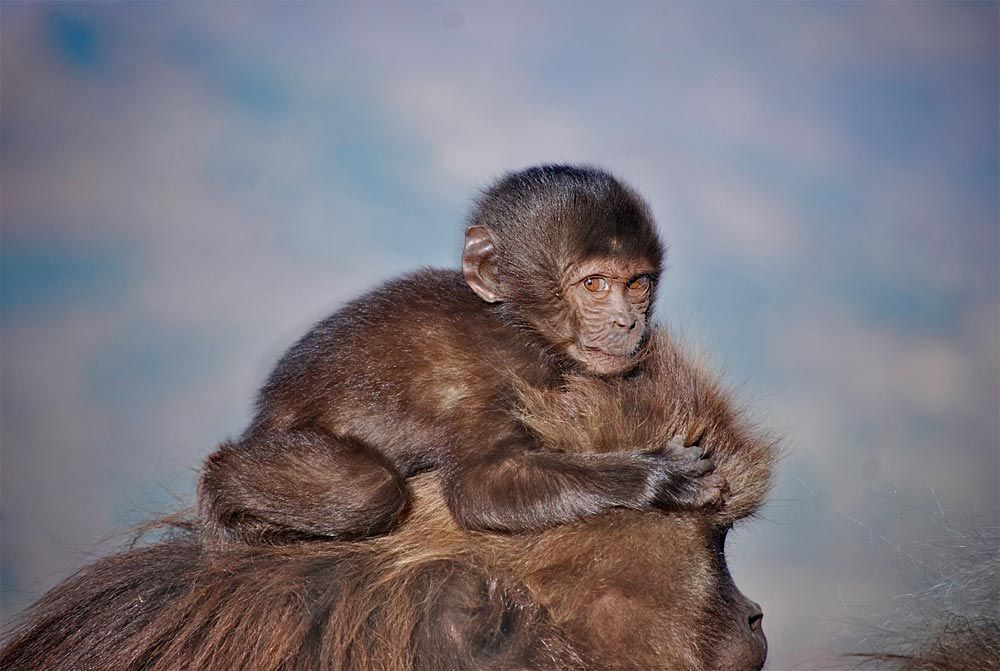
(2, 329), (777, 670)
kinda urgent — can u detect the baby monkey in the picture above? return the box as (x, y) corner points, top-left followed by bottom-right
(198, 165), (727, 544)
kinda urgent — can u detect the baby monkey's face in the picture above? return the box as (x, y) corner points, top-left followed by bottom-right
(563, 257), (657, 376)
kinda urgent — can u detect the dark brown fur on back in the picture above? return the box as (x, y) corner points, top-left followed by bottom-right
(1, 329), (777, 671)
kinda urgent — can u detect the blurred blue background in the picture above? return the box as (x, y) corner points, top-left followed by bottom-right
(1, 3), (997, 668)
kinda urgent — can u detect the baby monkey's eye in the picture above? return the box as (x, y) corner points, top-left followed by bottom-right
(627, 275), (650, 296)
(582, 276), (610, 294)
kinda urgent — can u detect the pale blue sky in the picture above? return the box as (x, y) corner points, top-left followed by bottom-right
(2, 3), (997, 668)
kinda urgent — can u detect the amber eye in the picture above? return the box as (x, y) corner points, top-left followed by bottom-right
(627, 275), (650, 296)
(582, 276), (610, 294)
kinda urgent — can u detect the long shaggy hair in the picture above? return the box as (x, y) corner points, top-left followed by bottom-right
(2, 329), (778, 671)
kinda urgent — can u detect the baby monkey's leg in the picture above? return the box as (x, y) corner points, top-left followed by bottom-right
(198, 428), (408, 544)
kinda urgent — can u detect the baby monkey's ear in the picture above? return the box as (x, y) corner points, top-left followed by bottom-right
(462, 226), (502, 303)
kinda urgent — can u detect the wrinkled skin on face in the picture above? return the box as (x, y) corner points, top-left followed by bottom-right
(563, 257), (657, 375)
(462, 227), (659, 377)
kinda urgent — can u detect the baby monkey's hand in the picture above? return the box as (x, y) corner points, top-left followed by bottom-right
(645, 434), (729, 509)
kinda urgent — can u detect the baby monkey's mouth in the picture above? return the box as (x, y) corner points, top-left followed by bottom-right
(584, 338), (642, 358)
(580, 344), (640, 375)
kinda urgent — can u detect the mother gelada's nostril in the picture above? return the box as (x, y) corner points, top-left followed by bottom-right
(748, 610), (763, 631)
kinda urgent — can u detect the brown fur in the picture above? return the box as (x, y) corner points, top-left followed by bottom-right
(511, 329), (775, 526)
(198, 165), (731, 545)
(1, 329), (776, 670)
